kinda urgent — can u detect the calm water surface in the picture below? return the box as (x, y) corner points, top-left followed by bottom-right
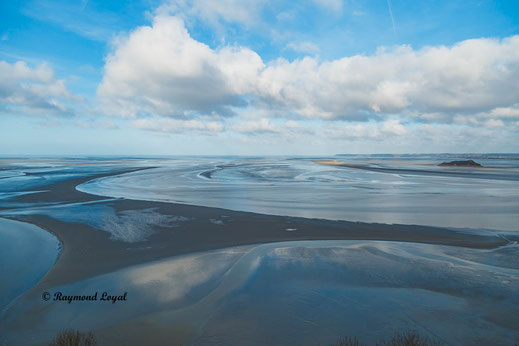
(2, 240), (518, 345)
(0, 217), (60, 313)
(77, 154), (519, 231)
(1, 155), (518, 344)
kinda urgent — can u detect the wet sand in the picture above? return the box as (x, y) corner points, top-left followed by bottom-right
(0, 167), (153, 207)
(1, 168), (512, 287)
(1, 167), (518, 345)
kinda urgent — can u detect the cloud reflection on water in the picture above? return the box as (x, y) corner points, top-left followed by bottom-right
(3, 240), (518, 345)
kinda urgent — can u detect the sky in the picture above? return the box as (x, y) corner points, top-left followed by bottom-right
(1, 0), (519, 155)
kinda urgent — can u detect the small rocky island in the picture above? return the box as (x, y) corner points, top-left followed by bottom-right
(438, 160), (482, 167)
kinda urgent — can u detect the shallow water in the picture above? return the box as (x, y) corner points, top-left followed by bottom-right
(1, 200), (191, 243)
(1, 156), (518, 344)
(2, 240), (518, 345)
(0, 217), (60, 314)
(77, 155), (519, 231)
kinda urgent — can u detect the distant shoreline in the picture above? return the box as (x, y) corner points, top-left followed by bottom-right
(313, 159), (519, 181)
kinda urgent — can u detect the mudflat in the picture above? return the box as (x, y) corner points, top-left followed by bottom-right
(3, 168), (510, 287)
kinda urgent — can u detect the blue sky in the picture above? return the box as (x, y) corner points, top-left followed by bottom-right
(1, 0), (518, 155)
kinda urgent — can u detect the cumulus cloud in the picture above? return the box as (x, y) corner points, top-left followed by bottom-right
(257, 37), (519, 120)
(98, 15), (263, 118)
(0, 60), (77, 117)
(99, 15), (519, 130)
(485, 105), (519, 119)
(430, 103), (519, 128)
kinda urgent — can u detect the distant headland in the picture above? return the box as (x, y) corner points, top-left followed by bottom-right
(438, 160), (482, 167)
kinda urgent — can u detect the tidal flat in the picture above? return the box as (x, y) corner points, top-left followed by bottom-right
(0, 156), (518, 345)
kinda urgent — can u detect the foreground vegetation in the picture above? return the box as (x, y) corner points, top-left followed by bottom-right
(333, 331), (443, 346)
(48, 329), (96, 346)
(48, 329), (443, 346)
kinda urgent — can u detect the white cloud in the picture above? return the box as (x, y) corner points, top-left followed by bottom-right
(231, 118), (277, 134)
(410, 124), (500, 148)
(0, 60), (77, 117)
(231, 118), (313, 137)
(436, 104), (519, 127)
(98, 16), (263, 118)
(381, 119), (407, 135)
(132, 117), (224, 134)
(322, 123), (381, 139)
(486, 105), (519, 119)
(484, 119), (504, 128)
(322, 120), (406, 140)
(99, 16), (519, 128)
(256, 37), (519, 120)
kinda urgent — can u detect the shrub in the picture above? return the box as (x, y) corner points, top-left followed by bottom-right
(380, 331), (442, 346)
(48, 329), (96, 346)
(330, 331), (443, 346)
(334, 336), (364, 346)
